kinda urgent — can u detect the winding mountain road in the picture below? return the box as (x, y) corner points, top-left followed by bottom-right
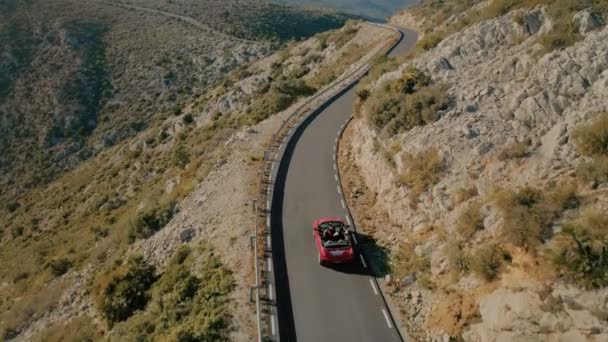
(269, 27), (418, 341)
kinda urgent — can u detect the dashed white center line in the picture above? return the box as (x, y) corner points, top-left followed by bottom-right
(382, 309), (393, 328)
(268, 283), (274, 301)
(271, 315), (277, 335)
(346, 215), (352, 226)
(266, 200), (270, 209)
(334, 174), (339, 182)
(333, 145), (337, 152)
(333, 154), (336, 162)
(337, 186), (342, 195)
(333, 164), (337, 171)
(340, 199), (346, 209)
(267, 258), (272, 272)
(267, 235), (271, 247)
(370, 278), (378, 295)
(352, 234), (358, 245)
(360, 255), (367, 268)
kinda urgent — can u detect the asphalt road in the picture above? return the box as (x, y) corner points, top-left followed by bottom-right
(270, 27), (418, 341)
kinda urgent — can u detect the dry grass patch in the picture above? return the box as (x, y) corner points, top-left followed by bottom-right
(398, 147), (445, 199)
(455, 201), (485, 239)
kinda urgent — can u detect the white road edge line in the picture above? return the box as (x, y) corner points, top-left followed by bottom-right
(360, 255), (367, 268)
(337, 186), (342, 195)
(346, 215), (352, 226)
(267, 258), (272, 272)
(370, 278), (378, 295)
(382, 308), (393, 329)
(334, 174), (339, 182)
(271, 315), (277, 335)
(333, 164), (337, 171)
(268, 283), (274, 301)
(341, 199), (346, 209)
(267, 235), (271, 247)
(352, 233), (358, 245)
(266, 200), (270, 209)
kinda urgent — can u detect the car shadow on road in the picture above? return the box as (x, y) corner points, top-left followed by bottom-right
(353, 232), (391, 278)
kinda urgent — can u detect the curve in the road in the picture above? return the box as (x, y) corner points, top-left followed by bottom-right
(269, 26), (418, 342)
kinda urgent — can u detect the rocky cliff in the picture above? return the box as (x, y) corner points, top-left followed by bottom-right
(342, 3), (608, 341)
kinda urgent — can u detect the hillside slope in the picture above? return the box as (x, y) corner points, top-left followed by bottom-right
(0, 13), (395, 339)
(341, 1), (608, 341)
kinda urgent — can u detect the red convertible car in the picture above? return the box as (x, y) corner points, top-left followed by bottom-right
(313, 217), (354, 265)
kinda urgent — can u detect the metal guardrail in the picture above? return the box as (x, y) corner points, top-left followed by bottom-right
(252, 22), (402, 342)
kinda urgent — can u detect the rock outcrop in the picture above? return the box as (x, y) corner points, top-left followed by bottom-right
(346, 5), (608, 341)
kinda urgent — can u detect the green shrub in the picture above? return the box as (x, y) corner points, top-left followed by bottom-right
(49, 258), (72, 277)
(398, 147), (444, 199)
(182, 114), (194, 124)
(128, 203), (176, 242)
(455, 202), (485, 239)
(365, 70), (448, 136)
(100, 255), (157, 325)
(247, 78), (315, 124)
(172, 144), (190, 168)
(551, 209), (608, 289)
(115, 246), (234, 340)
(356, 88), (370, 101)
(470, 243), (510, 281)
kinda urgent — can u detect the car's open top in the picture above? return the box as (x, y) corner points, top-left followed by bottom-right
(317, 221), (350, 248)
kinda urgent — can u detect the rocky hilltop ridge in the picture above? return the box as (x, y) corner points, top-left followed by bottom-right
(341, 1), (608, 341)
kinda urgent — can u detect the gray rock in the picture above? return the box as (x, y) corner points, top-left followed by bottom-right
(522, 7), (547, 35)
(179, 227), (195, 242)
(402, 274), (416, 286)
(574, 9), (605, 34)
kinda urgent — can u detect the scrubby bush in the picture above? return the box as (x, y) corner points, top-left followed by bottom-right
(492, 185), (577, 249)
(49, 258), (72, 277)
(115, 245), (234, 340)
(455, 202), (485, 239)
(182, 113), (194, 124)
(573, 114), (608, 156)
(391, 242), (431, 279)
(247, 78), (315, 124)
(172, 144), (190, 168)
(128, 202), (176, 242)
(453, 185), (478, 205)
(551, 209), (608, 289)
(417, 33), (444, 51)
(365, 68), (448, 136)
(470, 243), (510, 281)
(498, 140), (530, 160)
(398, 147), (444, 199)
(573, 113), (608, 184)
(6, 201), (19, 213)
(445, 239), (471, 274)
(577, 156), (608, 185)
(100, 255), (157, 325)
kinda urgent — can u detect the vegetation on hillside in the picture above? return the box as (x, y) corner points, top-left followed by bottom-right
(357, 67), (449, 137)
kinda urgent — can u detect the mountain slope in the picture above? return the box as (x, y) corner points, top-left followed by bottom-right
(340, 0), (608, 340)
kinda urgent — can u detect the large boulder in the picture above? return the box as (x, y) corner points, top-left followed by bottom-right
(574, 9), (605, 34)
